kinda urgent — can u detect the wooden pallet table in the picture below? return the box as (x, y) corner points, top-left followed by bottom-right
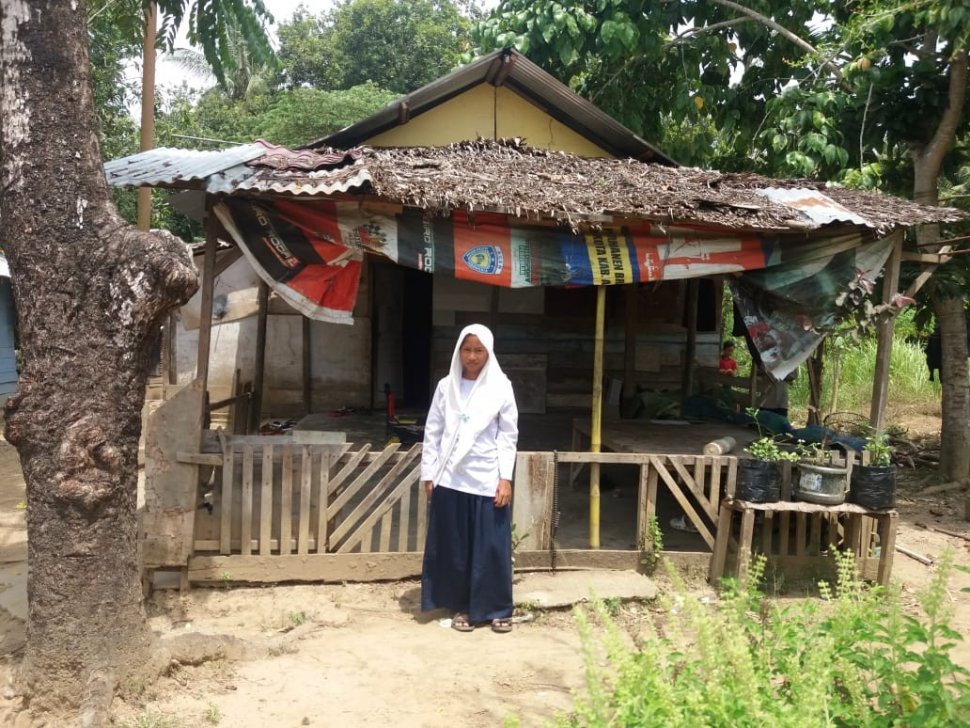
(709, 498), (898, 586)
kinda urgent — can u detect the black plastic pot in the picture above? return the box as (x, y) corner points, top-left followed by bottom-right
(737, 459), (782, 503)
(850, 465), (896, 510)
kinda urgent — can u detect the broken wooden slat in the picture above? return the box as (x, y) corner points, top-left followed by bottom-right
(177, 451), (223, 466)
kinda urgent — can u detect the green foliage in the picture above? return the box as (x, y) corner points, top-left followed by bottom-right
(277, 0), (475, 93)
(154, 0), (275, 90)
(554, 552), (970, 727)
(744, 407), (799, 462)
(864, 434), (895, 466)
(640, 514), (663, 570)
(746, 435), (798, 463)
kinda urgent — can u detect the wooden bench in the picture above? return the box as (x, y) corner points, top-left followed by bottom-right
(709, 498), (898, 586)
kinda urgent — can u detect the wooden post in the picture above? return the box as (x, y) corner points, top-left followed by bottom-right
(302, 316), (312, 415)
(166, 311), (178, 386)
(622, 285), (638, 404)
(807, 340), (824, 426)
(196, 203), (219, 392)
(681, 279), (698, 410)
(248, 281), (269, 434)
(136, 3), (157, 231)
(590, 285), (606, 549)
(870, 234), (903, 432)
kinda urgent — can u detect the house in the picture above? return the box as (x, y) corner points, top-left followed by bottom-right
(120, 50), (796, 419)
(104, 49), (963, 584)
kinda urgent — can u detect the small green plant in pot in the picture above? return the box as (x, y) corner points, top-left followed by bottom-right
(792, 438), (851, 506)
(850, 434), (896, 510)
(738, 409), (797, 503)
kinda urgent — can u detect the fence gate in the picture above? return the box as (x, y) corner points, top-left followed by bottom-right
(186, 438), (428, 583)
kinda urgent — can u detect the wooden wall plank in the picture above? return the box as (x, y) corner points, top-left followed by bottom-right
(297, 446), (311, 555)
(260, 445), (274, 555)
(241, 445), (254, 556)
(279, 446), (293, 555)
(220, 443), (234, 555)
(417, 479), (428, 551)
(510, 452), (555, 550)
(398, 484), (412, 552)
(316, 451), (329, 553)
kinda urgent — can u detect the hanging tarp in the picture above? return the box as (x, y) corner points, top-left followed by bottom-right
(214, 198), (873, 326)
(730, 236), (895, 379)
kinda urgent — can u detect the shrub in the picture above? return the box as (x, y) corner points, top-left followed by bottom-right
(555, 551), (969, 727)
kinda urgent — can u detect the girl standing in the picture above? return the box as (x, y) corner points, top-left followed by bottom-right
(420, 324), (519, 633)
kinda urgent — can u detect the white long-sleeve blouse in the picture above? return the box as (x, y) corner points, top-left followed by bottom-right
(420, 376), (519, 498)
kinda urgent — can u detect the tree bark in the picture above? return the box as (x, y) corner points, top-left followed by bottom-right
(0, 0), (197, 721)
(911, 48), (969, 481)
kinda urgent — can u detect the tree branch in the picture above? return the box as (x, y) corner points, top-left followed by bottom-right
(922, 47), (968, 183)
(665, 17), (753, 48)
(706, 0), (843, 78)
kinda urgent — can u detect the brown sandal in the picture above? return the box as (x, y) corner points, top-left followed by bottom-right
(491, 618), (513, 634)
(451, 613), (474, 632)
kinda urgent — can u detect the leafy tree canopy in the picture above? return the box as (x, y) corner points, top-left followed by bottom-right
(277, 0), (476, 93)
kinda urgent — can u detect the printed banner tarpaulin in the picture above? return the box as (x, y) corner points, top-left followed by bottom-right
(216, 198), (847, 322)
(213, 198), (882, 375)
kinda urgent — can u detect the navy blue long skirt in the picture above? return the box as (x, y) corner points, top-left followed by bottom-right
(421, 485), (513, 624)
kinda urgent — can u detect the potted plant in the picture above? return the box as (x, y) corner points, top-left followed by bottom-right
(849, 435), (896, 510)
(738, 408), (798, 502)
(792, 440), (852, 505)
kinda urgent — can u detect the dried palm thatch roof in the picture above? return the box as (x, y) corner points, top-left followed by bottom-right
(356, 139), (963, 233)
(106, 138), (965, 235)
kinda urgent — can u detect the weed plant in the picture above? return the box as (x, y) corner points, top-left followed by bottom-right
(556, 551), (969, 727)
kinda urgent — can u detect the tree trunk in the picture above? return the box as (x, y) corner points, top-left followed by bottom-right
(0, 1), (197, 722)
(911, 49), (969, 482)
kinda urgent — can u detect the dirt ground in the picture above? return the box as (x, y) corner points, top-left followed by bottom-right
(1, 420), (969, 727)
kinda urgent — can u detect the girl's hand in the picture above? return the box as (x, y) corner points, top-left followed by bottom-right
(424, 480), (434, 498)
(494, 479), (512, 508)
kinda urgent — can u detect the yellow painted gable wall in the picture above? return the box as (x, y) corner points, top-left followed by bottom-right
(364, 84), (613, 158)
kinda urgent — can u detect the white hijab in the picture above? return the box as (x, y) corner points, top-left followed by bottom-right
(436, 323), (511, 474)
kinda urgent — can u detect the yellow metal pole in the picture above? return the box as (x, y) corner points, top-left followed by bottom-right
(590, 285), (606, 548)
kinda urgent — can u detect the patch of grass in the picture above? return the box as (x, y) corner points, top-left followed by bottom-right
(119, 711), (183, 728)
(203, 704), (222, 725)
(288, 611), (307, 627)
(790, 337), (941, 419)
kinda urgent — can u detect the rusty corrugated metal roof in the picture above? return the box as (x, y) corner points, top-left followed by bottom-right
(757, 187), (869, 227)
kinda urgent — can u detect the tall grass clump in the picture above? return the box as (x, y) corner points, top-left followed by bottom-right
(555, 552), (969, 727)
(789, 337), (940, 416)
